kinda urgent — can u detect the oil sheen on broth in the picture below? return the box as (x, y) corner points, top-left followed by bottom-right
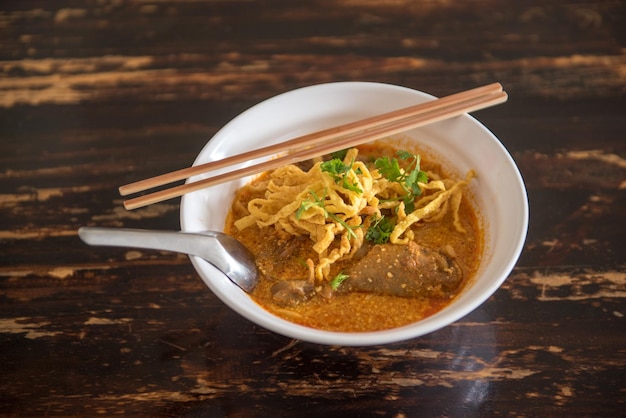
(225, 141), (483, 332)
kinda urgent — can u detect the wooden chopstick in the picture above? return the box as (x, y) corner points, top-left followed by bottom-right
(122, 84), (507, 210)
(120, 83), (502, 197)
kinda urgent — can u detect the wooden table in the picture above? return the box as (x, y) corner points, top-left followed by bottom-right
(1, 1), (624, 416)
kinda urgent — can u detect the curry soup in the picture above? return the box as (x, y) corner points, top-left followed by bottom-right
(225, 142), (483, 332)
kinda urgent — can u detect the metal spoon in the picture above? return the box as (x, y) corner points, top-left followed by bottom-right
(77, 227), (258, 292)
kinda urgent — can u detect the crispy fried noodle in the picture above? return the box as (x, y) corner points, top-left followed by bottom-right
(234, 147), (475, 281)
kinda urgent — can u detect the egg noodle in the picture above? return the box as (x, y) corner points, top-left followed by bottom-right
(234, 147), (475, 281)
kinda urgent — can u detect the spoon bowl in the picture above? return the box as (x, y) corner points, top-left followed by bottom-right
(78, 227), (258, 292)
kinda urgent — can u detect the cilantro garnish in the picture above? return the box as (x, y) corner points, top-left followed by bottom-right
(330, 272), (349, 290)
(320, 158), (350, 179)
(374, 150), (428, 213)
(295, 189), (324, 219)
(330, 149), (349, 161)
(320, 158), (363, 193)
(365, 214), (396, 244)
(296, 190), (360, 239)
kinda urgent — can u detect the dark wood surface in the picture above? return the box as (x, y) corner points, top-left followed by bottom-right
(1, 1), (624, 416)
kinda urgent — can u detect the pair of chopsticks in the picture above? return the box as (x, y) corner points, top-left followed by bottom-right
(120, 82), (507, 210)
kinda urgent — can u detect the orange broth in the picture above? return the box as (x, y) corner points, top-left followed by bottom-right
(225, 143), (483, 332)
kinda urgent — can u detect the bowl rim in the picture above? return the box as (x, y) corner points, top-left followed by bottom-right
(180, 81), (529, 346)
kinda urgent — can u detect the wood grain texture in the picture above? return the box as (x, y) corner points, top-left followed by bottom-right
(1, 0), (624, 416)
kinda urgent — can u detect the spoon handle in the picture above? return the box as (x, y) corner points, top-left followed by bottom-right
(77, 227), (212, 256)
(78, 227), (258, 292)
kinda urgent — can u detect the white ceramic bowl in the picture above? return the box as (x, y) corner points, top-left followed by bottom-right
(180, 82), (528, 346)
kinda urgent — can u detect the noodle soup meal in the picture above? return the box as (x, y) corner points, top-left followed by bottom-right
(225, 141), (483, 332)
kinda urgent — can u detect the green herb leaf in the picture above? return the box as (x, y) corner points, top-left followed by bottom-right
(330, 272), (349, 290)
(330, 149), (349, 161)
(328, 212), (359, 239)
(321, 158), (363, 193)
(375, 155), (403, 182)
(373, 151), (428, 211)
(397, 149), (413, 160)
(321, 158), (350, 177)
(365, 214), (396, 244)
(296, 200), (316, 219)
(297, 190), (360, 239)
(402, 196), (416, 213)
(296, 190), (324, 219)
